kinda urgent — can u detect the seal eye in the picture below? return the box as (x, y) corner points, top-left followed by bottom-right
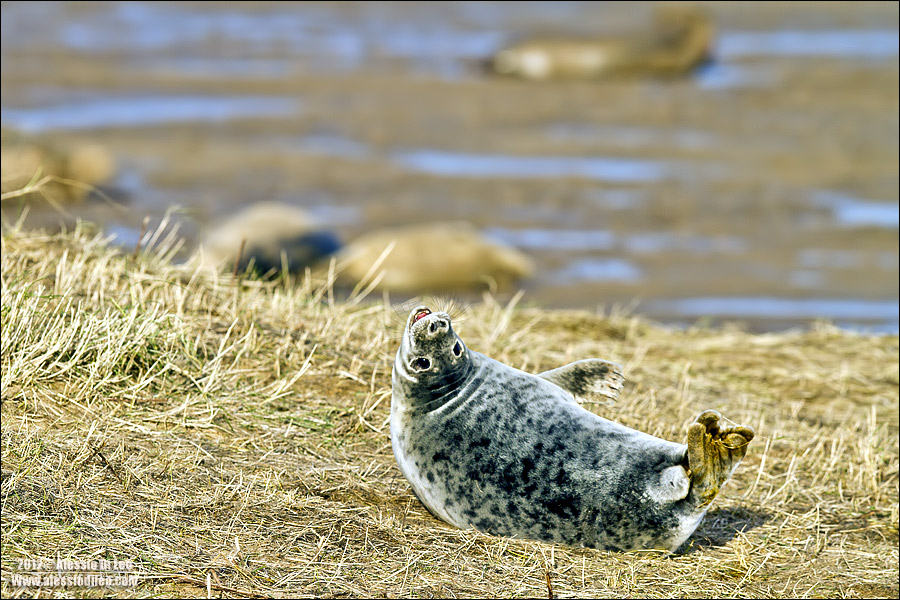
(453, 341), (462, 357)
(413, 357), (431, 371)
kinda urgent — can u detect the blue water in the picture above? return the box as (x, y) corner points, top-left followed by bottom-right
(486, 228), (616, 251)
(644, 297), (899, 333)
(549, 258), (643, 283)
(275, 142), (722, 184)
(106, 223), (143, 249)
(694, 29), (899, 90)
(1, 96), (299, 132)
(813, 191), (899, 229)
(717, 30), (900, 59)
(392, 150), (673, 182)
(695, 63), (780, 90)
(486, 227), (748, 255)
(57, 2), (363, 56)
(280, 138), (694, 184)
(622, 233), (748, 254)
(57, 2), (505, 60)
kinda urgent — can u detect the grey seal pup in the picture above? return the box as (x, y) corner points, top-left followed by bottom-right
(391, 306), (754, 552)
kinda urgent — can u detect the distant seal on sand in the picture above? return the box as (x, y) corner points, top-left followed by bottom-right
(1, 128), (115, 204)
(490, 6), (713, 80)
(391, 306), (754, 552)
(334, 222), (534, 293)
(196, 202), (341, 275)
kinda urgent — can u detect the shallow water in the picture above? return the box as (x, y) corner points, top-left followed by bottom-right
(716, 29), (900, 59)
(391, 150), (676, 182)
(1, 1), (897, 333)
(812, 191), (900, 229)
(644, 297), (899, 334)
(2, 96), (301, 131)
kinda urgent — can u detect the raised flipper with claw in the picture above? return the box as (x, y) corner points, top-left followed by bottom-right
(538, 358), (624, 404)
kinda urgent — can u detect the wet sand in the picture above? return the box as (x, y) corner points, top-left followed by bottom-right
(1, 1), (897, 332)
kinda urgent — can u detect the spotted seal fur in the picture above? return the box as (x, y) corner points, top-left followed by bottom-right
(391, 306), (754, 552)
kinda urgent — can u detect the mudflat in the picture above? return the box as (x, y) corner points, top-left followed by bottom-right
(1, 1), (897, 331)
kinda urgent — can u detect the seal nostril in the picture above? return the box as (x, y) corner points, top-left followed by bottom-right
(429, 322), (437, 333)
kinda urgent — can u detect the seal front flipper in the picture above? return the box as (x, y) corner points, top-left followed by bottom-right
(537, 358), (624, 404)
(686, 409), (755, 508)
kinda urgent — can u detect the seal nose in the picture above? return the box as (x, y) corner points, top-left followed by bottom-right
(427, 317), (449, 337)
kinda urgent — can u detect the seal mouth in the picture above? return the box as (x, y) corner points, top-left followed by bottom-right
(413, 308), (431, 324)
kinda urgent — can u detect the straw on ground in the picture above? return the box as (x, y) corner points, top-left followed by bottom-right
(1, 222), (897, 598)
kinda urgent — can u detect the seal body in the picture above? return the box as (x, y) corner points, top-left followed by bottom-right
(334, 222), (533, 293)
(490, 6), (713, 80)
(196, 202), (341, 276)
(391, 307), (753, 552)
(1, 128), (115, 204)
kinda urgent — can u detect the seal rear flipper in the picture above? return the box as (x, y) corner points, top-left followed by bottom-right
(537, 358), (624, 404)
(685, 410), (754, 508)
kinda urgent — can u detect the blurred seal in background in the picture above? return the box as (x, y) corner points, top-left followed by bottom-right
(333, 221), (534, 293)
(195, 202), (342, 276)
(490, 5), (714, 80)
(1, 128), (115, 205)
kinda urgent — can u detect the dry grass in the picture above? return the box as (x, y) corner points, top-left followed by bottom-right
(1, 221), (897, 598)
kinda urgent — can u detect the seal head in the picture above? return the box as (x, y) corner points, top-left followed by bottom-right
(394, 306), (472, 414)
